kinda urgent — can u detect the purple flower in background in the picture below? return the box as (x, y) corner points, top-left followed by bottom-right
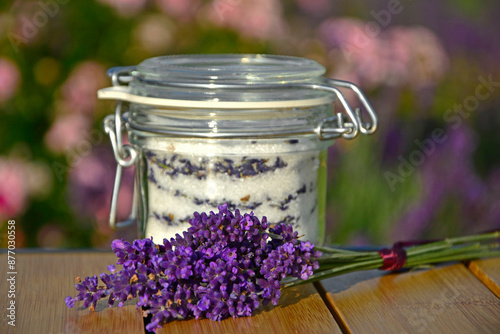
(440, 19), (500, 60)
(68, 146), (134, 234)
(382, 126), (405, 163)
(394, 125), (488, 239)
(484, 170), (500, 230)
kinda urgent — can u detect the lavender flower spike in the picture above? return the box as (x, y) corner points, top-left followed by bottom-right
(65, 203), (321, 332)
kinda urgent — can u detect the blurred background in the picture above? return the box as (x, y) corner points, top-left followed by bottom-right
(0, 0), (499, 248)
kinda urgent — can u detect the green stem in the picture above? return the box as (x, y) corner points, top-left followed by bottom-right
(266, 232), (283, 240)
(281, 232), (500, 290)
(313, 245), (369, 254)
(282, 257), (383, 289)
(440, 231), (500, 245)
(405, 231), (500, 256)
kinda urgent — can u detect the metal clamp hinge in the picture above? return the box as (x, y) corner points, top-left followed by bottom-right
(309, 78), (378, 140)
(103, 67), (140, 230)
(316, 108), (376, 141)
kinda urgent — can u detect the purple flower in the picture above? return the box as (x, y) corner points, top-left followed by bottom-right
(107, 264), (116, 274)
(300, 264), (314, 280)
(65, 204), (321, 332)
(111, 239), (125, 252)
(197, 297), (210, 311)
(64, 296), (75, 308)
(222, 248), (238, 261)
(241, 216), (254, 230)
(283, 242), (295, 254)
(300, 241), (314, 252)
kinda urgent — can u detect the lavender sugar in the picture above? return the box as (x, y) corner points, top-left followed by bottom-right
(142, 138), (324, 243)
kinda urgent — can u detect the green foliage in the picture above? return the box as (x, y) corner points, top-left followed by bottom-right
(326, 137), (421, 244)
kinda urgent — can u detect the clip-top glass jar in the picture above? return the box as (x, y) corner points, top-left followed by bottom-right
(99, 54), (377, 244)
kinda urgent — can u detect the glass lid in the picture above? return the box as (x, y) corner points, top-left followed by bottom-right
(134, 54), (326, 84)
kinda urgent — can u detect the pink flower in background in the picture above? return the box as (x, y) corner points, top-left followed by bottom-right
(319, 18), (379, 63)
(392, 26), (449, 89)
(0, 159), (28, 219)
(0, 57), (21, 104)
(156, 0), (200, 21)
(61, 61), (107, 115)
(45, 61), (107, 155)
(319, 18), (448, 89)
(379, 28), (412, 86)
(319, 18), (385, 87)
(97, 0), (148, 16)
(134, 15), (175, 54)
(204, 0), (287, 40)
(44, 113), (91, 154)
(0, 155), (53, 221)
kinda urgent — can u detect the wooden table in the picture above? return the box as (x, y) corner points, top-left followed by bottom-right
(1, 252), (499, 333)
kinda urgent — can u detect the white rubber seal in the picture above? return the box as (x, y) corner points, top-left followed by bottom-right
(97, 86), (334, 109)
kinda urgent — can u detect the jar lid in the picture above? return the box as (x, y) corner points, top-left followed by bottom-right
(124, 54), (334, 108)
(136, 54), (326, 85)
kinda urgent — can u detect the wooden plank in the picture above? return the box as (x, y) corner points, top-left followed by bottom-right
(319, 263), (500, 334)
(467, 258), (500, 298)
(0, 252), (145, 334)
(156, 283), (342, 334)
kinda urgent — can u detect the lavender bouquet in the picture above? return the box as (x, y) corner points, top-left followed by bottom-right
(65, 204), (500, 332)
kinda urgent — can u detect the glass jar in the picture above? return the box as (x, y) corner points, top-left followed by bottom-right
(100, 54), (377, 244)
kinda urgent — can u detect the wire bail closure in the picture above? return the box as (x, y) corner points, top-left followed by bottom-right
(102, 66), (378, 229)
(104, 67), (138, 230)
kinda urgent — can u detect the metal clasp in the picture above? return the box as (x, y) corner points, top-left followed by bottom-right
(312, 79), (378, 140)
(103, 67), (138, 229)
(328, 79), (378, 136)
